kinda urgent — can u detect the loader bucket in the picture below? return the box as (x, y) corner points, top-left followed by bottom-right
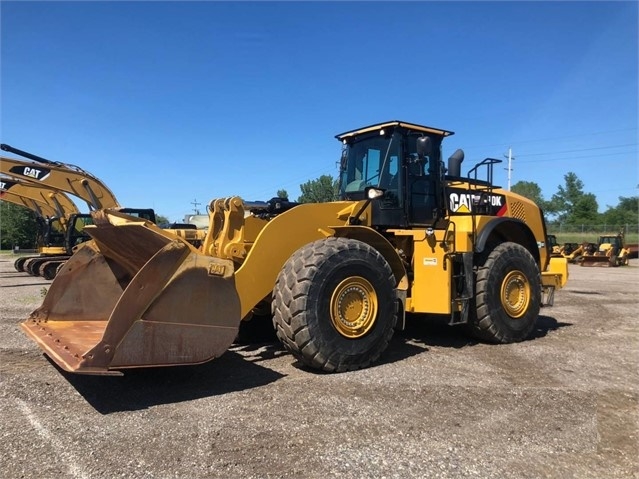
(21, 210), (241, 375)
(580, 255), (614, 267)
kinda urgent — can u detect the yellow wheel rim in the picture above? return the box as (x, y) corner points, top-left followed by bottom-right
(330, 276), (378, 338)
(500, 270), (531, 319)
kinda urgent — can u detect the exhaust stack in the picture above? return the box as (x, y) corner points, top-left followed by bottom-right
(447, 149), (465, 177)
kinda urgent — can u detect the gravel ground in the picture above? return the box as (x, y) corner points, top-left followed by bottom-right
(1, 254), (637, 479)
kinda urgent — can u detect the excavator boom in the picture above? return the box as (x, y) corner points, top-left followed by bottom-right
(1, 176), (80, 219)
(1, 190), (59, 218)
(1, 144), (120, 210)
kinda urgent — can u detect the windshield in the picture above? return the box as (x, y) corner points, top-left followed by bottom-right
(339, 133), (399, 198)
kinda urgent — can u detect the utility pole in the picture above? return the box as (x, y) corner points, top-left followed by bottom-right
(504, 147), (515, 191)
(191, 199), (201, 215)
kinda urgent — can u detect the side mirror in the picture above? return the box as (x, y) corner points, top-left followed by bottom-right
(416, 136), (432, 159)
(340, 148), (348, 169)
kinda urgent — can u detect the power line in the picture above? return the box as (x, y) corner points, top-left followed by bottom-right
(516, 150), (638, 164)
(461, 127), (637, 150)
(516, 143), (637, 158)
(190, 198), (201, 215)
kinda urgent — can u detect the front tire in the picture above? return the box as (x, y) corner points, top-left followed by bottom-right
(467, 242), (541, 343)
(272, 237), (397, 372)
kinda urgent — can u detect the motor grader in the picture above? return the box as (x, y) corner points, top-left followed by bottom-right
(21, 120), (568, 375)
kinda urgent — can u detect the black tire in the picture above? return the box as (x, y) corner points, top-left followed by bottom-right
(24, 257), (45, 276)
(40, 260), (63, 280)
(272, 237), (397, 372)
(467, 242), (541, 344)
(14, 256), (30, 272)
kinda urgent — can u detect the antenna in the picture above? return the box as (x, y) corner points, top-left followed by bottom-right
(191, 199), (201, 215)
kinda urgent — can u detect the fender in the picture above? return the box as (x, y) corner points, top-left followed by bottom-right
(475, 217), (540, 264)
(331, 225), (408, 290)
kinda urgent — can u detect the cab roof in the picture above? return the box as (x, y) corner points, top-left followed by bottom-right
(335, 120), (455, 142)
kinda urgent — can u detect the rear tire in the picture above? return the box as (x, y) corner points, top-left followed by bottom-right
(467, 242), (541, 343)
(272, 237), (397, 372)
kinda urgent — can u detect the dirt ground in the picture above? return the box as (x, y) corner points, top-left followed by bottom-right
(0, 255), (637, 479)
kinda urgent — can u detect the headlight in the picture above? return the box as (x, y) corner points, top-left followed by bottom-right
(366, 187), (385, 200)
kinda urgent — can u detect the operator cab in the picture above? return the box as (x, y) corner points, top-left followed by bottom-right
(336, 121), (454, 228)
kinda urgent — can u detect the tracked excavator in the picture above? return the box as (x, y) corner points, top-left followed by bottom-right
(1, 144), (206, 255)
(1, 144), (128, 211)
(0, 178), (84, 276)
(20, 120), (568, 376)
(1, 145), (158, 278)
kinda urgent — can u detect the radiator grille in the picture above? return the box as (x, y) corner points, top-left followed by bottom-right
(510, 201), (526, 222)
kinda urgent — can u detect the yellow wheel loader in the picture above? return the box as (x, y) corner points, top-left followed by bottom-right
(21, 121), (568, 375)
(580, 232), (631, 267)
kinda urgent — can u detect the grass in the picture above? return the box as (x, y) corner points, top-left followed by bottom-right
(548, 232), (639, 245)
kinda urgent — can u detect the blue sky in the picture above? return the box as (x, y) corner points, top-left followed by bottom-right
(1, 1), (637, 222)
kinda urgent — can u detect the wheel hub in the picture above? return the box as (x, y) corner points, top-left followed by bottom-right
(330, 276), (378, 338)
(500, 270), (530, 319)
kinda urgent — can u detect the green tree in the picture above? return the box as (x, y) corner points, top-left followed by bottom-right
(601, 196), (639, 227)
(547, 172), (599, 222)
(276, 189), (289, 200)
(511, 181), (547, 209)
(569, 193), (600, 224)
(0, 202), (39, 249)
(297, 175), (338, 203)
(155, 214), (170, 225)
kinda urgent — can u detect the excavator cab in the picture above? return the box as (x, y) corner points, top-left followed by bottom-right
(118, 208), (156, 224)
(44, 217), (66, 247)
(67, 214), (93, 248)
